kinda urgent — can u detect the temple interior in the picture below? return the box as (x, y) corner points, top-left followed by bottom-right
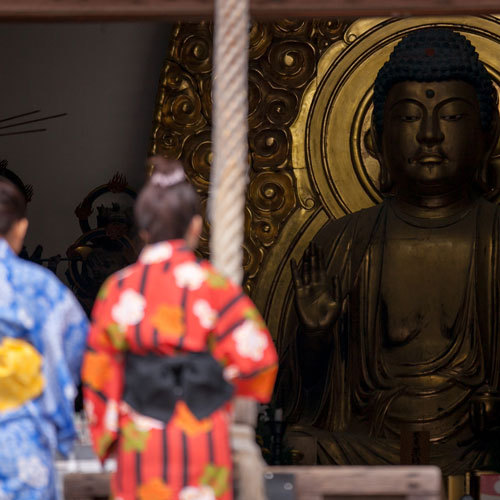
(4, 11), (500, 500)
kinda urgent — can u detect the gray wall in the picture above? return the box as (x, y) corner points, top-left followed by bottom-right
(0, 23), (171, 276)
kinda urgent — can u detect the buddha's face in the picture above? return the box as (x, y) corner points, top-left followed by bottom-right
(381, 80), (487, 198)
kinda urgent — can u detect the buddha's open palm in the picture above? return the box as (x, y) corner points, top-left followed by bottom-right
(291, 243), (341, 332)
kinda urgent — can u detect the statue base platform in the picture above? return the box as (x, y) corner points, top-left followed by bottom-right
(61, 465), (444, 499)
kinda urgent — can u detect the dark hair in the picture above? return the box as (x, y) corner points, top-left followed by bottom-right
(0, 179), (27, 235)
(134, 157), (201, 243)
(373, 28), (497, 137)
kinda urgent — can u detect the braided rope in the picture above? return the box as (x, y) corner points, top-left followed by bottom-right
(210, 3), (268, 500)
(210, 0), (249, 285)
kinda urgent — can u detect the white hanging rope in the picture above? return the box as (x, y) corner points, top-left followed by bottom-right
(210, 0), (249, 285)
(210, 1), (268, 500)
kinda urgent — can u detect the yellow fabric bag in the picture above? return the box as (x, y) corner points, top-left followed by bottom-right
(0, 337), (44, 411)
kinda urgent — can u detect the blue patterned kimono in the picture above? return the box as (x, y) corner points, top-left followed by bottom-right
(0, 238), (89, 500)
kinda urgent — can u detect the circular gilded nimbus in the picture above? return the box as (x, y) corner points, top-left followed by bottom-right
(292, 16), (500, 219)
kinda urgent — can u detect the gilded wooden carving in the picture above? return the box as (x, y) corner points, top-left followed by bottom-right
(151, 19), (347, 296)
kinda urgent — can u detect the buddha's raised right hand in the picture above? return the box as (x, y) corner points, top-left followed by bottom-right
(291, 242), (342, 333)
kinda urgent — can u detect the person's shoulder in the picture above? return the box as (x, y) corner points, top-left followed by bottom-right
(198, 257), (215, 272)
(13, 256), (63, 288)
(199, 258), (230, 281)
(9, 257), (77, 308)
(114, 263), (141, 281)
(95, 263), (143, 296)
(195, 258), (243, 295)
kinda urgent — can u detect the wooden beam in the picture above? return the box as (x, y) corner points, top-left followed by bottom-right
(252, 0), (500, 17)
(0, 0), (499, 21)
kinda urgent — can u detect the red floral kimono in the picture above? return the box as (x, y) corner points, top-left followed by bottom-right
(82, 240), (278, 500)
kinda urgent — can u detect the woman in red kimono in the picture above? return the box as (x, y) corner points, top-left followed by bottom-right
(82, 157), (278, 500)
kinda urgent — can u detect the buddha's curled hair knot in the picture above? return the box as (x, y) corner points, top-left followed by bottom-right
(373, 28), (497, 135)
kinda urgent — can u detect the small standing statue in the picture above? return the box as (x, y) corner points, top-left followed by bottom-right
(279, 28), (500, 474)
(83, 158), (278, 500)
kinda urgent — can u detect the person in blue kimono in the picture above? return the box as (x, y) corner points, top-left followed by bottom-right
(0, 179), (89, 500)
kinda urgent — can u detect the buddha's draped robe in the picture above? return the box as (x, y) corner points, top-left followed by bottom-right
(278, 197), (500, 474)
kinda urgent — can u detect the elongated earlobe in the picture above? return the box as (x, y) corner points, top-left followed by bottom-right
(477, 108), (500, 194)
(367, 123), (393, 195)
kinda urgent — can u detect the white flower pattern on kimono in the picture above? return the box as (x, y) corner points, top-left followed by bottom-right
(179, 485), (216, 500)
(223, 364), (240, 381)
(193, 299), (217, 329)
(17, 308), (34, 329)
(174, 263), (206, 290)
(116, 266), (135, 281)
(64, 383), (76, 402)
(111, 289), (146, 326)
(140, 242), (173, 265)
(132, 413), (164, 432)
(233, 320), (269, 361)
(17, 456), (49, 488)
(104, 400), (119, 432)
(120, 402), (164, 431)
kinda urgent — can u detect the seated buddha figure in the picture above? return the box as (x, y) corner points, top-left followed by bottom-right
(278, 28), (500, 475)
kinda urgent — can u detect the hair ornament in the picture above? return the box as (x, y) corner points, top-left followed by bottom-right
(150, 169), (185, 188)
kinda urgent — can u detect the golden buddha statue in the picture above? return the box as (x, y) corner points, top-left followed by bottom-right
(278, 27), (500, 475)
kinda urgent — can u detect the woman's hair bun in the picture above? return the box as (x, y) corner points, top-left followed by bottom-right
(135, 156), (201, 243)
(148, 156), (186, 189)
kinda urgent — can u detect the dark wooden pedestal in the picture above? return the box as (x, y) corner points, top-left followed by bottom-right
(63, 473), (111, 500)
